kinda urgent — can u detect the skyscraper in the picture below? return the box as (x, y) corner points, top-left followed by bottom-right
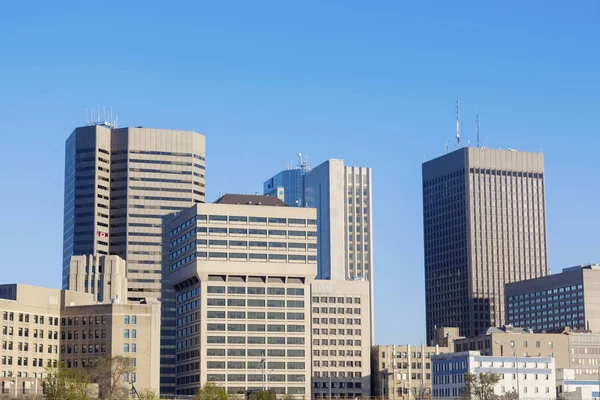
(304, 159), (373, 283)
(62, 122), (205, 394)
(263, 154), (309, 207)
(167, 195), (316, 396)
(422, 147), (548, 343)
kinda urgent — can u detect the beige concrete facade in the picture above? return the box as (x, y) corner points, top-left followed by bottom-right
(63, 124), (206, 300)
(372, 344), (450, 399)
(167, 198), (317, 397)
(63, 123), (206, 393)
(68, 255), (128, 303)
(311, 280), (371, 398)
(0, 284), (160, 396)
(453, 326), (569, 370)
(0, 284), (93, 396)
(59, 300), (161, 394)
(423, 147), (548, 342)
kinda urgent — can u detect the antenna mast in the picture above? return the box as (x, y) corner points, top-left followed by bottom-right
(476, 105), (480, 148)
(456, 100), (461, 149)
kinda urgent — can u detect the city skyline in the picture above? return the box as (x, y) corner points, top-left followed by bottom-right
(1, 2), (599, 347)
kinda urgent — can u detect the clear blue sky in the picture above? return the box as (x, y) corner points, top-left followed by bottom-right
(0, 1), (599, 345)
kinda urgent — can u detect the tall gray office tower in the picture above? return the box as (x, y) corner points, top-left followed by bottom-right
(62, 122), (205, 394)
(422, 147), (548, 343)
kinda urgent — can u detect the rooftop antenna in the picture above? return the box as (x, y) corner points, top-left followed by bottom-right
(445, 140), (449, 154)
(456, 100), (461, 149)
(476, 105), (480, 148)
(297, 153), (302, 169)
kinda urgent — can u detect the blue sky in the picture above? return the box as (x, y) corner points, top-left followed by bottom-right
(0, 1), (598, 345)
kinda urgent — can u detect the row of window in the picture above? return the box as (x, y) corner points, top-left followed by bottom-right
(170, 251), (316, 272)
(170, 239), (316, 259)
(509, 299), (584, 314)
(313, 308), (361, 315)
(312, 318), (362, 325)
(205, 324), (305, 333)
(314, 350), (362, 357)
(313, 328), (362, 336)
(205, 336), (305, 345)
(170, 215), (317, 237)
(312, 297), (361, 304)
(2, 312), (58, 325)
(207, 361), (305, 370)
(314, 339), (362, 347)
(207, 299), (305, 308)
(313, 360), (362, 367)
(1, 356), (56, 367)
(313, 371), (362, 378)
(207, 286), (304, 296)
(2, 327), (58, 339)
(206, 311), (305, 320)
(206, 373), (306, 382)
(171, 227), (316, 248)
(207, 349), (305, 357)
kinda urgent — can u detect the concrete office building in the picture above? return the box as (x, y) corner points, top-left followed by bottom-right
(0, 284), (160, 396)
(263, 155), (309, 207)
(505, 264), (600, 332)
(311, 280), (371, 398)
(59, 300), (161, 395)
(432, 351), (556, 400)
(422, 147), (548, 342)
(167, 195), (316, 397)
(0, 285), (91, 396)
(372, 344), (450, 400)
(68, 255), (128, 303)
(304, 159), (373, 283)
(62, 123), (206, 393)
(453, 326), (569, 369)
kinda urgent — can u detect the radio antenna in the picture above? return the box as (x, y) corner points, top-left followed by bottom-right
(476, 105), (480, 148)
(456, 100), (461, 148)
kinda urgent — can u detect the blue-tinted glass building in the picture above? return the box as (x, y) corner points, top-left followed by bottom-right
(263, 158), (308, 207)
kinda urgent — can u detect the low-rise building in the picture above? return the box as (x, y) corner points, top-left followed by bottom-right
(432, 351), (556, 400)
(453, 326), (569, 369)
(556, 368), (600, 400)
(505, 264), (600, 332)
(372, 344), (449, 399)
(0, 280), (160, 397)
(311, 280), (371, 398)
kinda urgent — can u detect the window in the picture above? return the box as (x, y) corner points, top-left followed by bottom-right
(124, 316), (130, 324)
(124, 330), (129, 339)
(124, 344), (130, 352)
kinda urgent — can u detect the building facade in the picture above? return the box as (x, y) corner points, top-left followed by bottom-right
(59, 300), (161, 395)
(422, 147), (548, 342)
(372, 344), (449, 400)
(0, 285), (92, 396)
(432, 351), (556, 400)
(62, 123), (206, 393)
(453, 326), (569, 369)
(68, 255), (128, 303)
(167, 195), (317, 397)
(505, 264), (600, 333)
(311, 280), (371, 398)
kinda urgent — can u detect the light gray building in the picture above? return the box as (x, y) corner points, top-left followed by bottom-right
(422, 147), (548, 342)
(167, 195), (316, 397)
(505, 264), (600, 333)
(62, 122), (205, 394)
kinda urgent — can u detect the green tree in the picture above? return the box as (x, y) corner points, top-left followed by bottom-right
(462, 372), (501, 400)
(194, 381), (230, 400)
(89, 355), (134, 399)
(250, 390), (277, 400)
(43, 362), (92, 400)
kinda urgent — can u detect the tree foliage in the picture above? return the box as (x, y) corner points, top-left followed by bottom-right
(137, 388), (160, 400)
(249, 390), (277, 400)
(88, 356), (134, 400)
(194, 381), (230, 400)
(43, 362), (92, 400)
(462, 372), (501, 400)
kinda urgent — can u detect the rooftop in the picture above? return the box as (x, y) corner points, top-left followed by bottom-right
(213, 194), (287, 207)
